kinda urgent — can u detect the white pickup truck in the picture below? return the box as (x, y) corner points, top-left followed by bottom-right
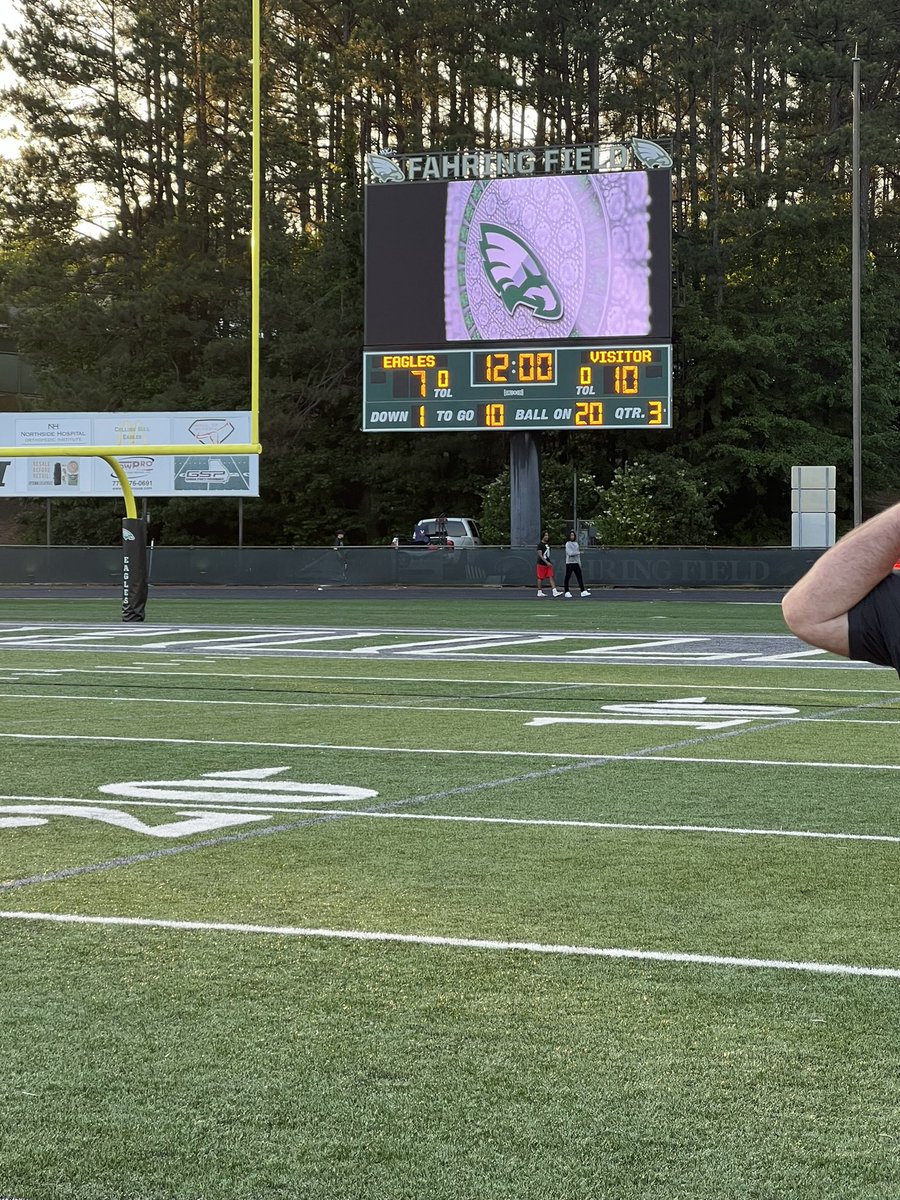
(392, 517), (483, 549)
(413, 517), (483, 548)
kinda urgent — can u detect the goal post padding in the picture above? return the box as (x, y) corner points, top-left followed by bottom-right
(122, 517), (149, 622)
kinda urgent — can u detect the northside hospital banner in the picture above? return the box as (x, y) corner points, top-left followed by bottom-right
(0, 411), (259, 498)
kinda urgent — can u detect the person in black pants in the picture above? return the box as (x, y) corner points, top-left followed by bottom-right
(563, 531), (591, 598)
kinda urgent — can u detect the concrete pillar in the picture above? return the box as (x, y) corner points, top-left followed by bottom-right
(509, 432), (541, 547)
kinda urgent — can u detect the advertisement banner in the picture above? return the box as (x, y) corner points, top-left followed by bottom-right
(0, 411), (259, 498)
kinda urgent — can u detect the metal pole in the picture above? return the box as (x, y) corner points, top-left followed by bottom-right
(851, 49), (862, 526)
(250, 0), (261, 450)
(238, 497), (244, 547)
(46, 497), (50, 546)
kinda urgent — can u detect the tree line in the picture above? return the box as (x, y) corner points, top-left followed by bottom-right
(0, 0), (898, 545)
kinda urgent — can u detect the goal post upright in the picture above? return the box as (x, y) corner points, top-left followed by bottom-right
(101, 455), (138, 518)
(0, 0), (264, 467)
(0, 0), (264, 619)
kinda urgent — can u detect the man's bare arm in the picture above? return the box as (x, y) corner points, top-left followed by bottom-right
(782, 503), (900, 655)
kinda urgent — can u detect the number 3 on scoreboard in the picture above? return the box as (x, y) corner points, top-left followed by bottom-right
(648, 400), (663, 425)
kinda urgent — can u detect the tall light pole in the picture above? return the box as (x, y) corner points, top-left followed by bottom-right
(251, 0), (261, 451)
(851, 47), (862, 526)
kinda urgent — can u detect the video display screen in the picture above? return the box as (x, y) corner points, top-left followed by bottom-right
(364, 170), (671, 347)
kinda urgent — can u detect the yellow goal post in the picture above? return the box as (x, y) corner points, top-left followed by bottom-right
(0, 0), (263, 521)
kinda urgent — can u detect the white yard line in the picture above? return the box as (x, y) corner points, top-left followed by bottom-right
(4, 664), (897, 696)
(0, 690), (687, 717)
(0, 628), (206, 645)
(400, 635), (573, 655)
(0, 690), (782, 720)
(746, 648), (834, 661)
(133, 631), (380, 650)
(3, 793), (899, 846)
(567, 638), (703, 653)
(0, 622), (803, 640)
(567, 651), (746, 660)
(0, 688), (898, 728)
(1, 730), (899, 771)
(349, 634), (564, 653)
(0, 634), (879, 668)
(127, 673), (900, 695)
(1, 909), (897, 981)
(0, 731), (576, 757)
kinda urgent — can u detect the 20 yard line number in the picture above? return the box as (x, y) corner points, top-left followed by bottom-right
(0, 769), (379, 839)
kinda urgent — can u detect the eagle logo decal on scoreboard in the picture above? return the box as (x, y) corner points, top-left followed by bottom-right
(478, 225), (563, 321)
(366, 153), (406, 183)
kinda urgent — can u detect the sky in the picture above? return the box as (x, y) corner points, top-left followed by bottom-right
(0, 1), (120, 234)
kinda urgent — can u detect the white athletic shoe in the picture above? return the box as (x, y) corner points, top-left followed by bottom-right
(581, 590), (592, 597)
(564, 591), (572, 598)
(552, 588), (563, 597)
(536, 590), (546, 597)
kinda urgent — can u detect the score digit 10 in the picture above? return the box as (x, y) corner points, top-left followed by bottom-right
(579, 363), (641, 394)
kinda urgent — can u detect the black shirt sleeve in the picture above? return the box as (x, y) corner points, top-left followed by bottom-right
(847, 572), (900, 670)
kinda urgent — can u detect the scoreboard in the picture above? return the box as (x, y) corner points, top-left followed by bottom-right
(362, 156), (673, 435)
(362, 344), (671, 431)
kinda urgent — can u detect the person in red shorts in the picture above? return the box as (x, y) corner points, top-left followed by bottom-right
(536, 531), (563, 598)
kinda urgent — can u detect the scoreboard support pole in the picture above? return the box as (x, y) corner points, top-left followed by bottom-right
(509, 432), (542, 548)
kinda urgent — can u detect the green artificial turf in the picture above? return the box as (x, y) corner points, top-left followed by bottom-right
(1, 605), (899, 1199)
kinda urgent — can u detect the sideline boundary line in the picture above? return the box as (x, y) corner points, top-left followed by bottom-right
(1, 910), (898, 981)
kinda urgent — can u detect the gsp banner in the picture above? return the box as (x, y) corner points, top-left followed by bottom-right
(122, 518), (149, 623)
(0, 411), (259, 498)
